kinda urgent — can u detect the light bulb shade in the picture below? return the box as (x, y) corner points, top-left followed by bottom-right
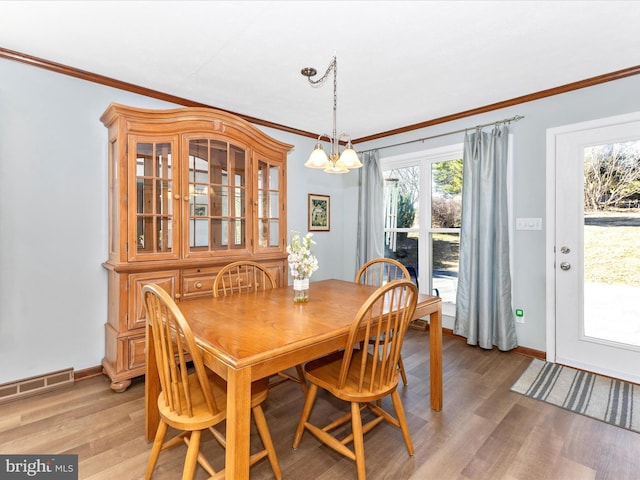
(339, 147), (362, 168)
(305, 144), (330, 168)
(324, 163), (349, 174)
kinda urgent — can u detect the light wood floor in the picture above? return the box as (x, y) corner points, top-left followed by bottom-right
(2, 330), (639, 479)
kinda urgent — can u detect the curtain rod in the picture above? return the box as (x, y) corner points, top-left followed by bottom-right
(357, 114), (524, 154)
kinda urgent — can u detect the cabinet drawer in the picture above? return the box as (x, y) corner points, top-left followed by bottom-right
(128, 335), (146, 370)
(182, 266), (220, 298)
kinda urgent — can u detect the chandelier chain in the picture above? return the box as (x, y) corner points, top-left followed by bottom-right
(301, 55), (361, 173)
(305, 56), (336, 86)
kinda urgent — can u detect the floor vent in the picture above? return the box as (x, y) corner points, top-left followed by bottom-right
(0, 368), (74, 405)
(409, 319), (429, 331)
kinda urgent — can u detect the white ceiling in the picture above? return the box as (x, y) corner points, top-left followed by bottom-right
(2, 1), (640, 140)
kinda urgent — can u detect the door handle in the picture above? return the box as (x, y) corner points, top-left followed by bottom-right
(560, 262), (571, 271)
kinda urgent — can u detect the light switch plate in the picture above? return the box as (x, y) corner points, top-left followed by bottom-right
(516, 217), (542, 230)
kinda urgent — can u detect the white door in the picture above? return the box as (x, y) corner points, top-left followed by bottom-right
(548, 113), (640, 383)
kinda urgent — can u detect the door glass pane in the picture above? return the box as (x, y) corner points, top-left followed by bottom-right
(138, 178), (154, 215)
(383, 167), (419, 280)
(269, 220), (279, 247)
(137, 216), (153, 253)
(136, 143), (153, 177)
(432, 232), (460, 306)
(210, 218), (227, 249)
(211, 186), (227, 216)
(269, 165), (279, 189)
(231, 187), (245, 217)
(156, 143), (172, 179)
(269, 192), (279, 217)
(158, 216), (172, 252)
(256, 160), (280, 250)
(431, 158), (462, 228)
(209, 140), (227, 171)
(190, 218), (209, 248)
(583, 141), (640, 347)
(188, 139), (247, 253)
(230, 146), (246, 185)
(257, 191), (266, 219)
(258, 220), (268, 248)
(188, 139), (211, 250)
(156, 180), (172, 215)
(135, 141), (173, 255)
(431, 157), (462, 311)
(232, 219), (245, 248)
(384, 156), (461, 310)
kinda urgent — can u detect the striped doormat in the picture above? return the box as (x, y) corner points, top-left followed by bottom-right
(510, 358), (639, 434)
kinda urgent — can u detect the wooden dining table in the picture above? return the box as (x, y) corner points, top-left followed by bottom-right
(144, 278), (442, 479)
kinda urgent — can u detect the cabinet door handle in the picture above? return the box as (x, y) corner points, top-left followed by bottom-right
(195, 282), (202, 289)
(174, 293), (182, 299)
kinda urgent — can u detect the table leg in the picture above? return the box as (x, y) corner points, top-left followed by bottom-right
(145, 322), (160, 441)
(429, 306), (443, 411)
(226, 366), (252, 479)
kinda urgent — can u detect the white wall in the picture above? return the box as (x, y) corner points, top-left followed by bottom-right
(1, 55), (639, 384)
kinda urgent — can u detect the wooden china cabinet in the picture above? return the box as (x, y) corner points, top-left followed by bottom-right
(100, 103), (292, 392)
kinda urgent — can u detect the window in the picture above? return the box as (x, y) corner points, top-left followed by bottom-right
(382, 145), (463, 317)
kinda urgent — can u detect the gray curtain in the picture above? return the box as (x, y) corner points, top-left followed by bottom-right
(454, 126), (518, 351)
(356, 150), (384, 272)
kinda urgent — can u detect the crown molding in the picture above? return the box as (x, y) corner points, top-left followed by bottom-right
(2, 47), (639, 143)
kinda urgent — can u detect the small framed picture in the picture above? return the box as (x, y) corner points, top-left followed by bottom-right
(193, 204), (208, 216)
(308, 194), (330, 231)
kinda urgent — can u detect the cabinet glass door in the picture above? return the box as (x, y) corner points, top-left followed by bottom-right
(186, 138), (248, 257)
(256, 158), (282, 250)
(129, 138), (178, 261)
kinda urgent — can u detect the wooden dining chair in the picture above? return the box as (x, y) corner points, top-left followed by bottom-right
(213, 260), (307, 394)
(142, 283), (282, 480)
(355, 258), (411, 385)
(355, 258), (411, 288)
(292, 280), (418, 480)
(213, 260), (277, 296)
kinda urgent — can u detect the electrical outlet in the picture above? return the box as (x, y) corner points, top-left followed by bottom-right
(515, 308), (525, 324)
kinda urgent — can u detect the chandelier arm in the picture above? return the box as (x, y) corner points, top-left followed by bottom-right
(317, 133), (335, 159)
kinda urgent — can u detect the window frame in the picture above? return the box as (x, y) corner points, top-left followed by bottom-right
(382, 144), (463, 304)
(381, 137), (514, 319)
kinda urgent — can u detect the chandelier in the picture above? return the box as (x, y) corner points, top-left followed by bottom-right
(301, 56), (362, 174)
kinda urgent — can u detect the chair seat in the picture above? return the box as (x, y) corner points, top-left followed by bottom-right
(158, 372), (269, 431)
(304, 350), (399, 403)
